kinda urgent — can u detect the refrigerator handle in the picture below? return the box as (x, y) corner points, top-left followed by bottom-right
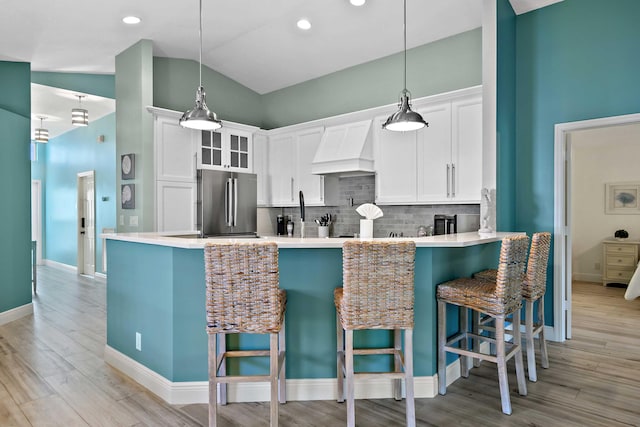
(233, 178), (238, 227)
(225, 178), (233, 226)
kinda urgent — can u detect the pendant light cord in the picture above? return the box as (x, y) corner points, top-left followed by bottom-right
(198, 0), (203, 87)
(403, 0), (407, 93)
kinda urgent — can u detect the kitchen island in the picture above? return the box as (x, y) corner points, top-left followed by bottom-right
(104, 232), (517, 404)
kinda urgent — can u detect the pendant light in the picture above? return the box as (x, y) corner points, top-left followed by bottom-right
(179, 0), (222, 131)
(382, 0), (428, 132)
(72, 95), (89, 126)
(34, 116), (49, 143)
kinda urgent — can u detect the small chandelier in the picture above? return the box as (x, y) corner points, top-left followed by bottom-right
(179, 0), (222, 130)
(382, 0), (428, 132)
(34, 116), (49, 143)
(72, 95), (89, 126)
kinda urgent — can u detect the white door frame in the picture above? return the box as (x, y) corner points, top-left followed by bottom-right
(31, 180), (43, 264)
(553, 112), (640, 342)
(77, 170), (96, 276)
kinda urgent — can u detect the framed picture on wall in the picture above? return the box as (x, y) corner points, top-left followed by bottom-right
(121, 153), (135, 180)
(605, 182), (640, 214)
(121, 184), (135, 209)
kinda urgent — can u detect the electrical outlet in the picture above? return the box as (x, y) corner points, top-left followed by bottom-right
(130, 215), (138, 227)
(135, 332), (141, 351)
(595, 262), (601, 270)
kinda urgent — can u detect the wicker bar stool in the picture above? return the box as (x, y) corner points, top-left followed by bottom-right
(204, 242), (286, 427)
(437, 235), (529, 415)
(335, 240), (416, 427)
(473, 232), (552, 382)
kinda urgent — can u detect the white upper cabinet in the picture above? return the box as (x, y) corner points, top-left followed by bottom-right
(267, 132), (296, 206)
(374, 115), (418, 204)
(199, 126), (253, 173)
(296, 127), (338, 206)
(375, 91), (482, 205)
(253, 132), (269, 207)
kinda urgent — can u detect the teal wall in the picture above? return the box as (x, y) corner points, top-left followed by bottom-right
(153, 57), (263, 128)
(0, 61), (32, 313)
(496, 0), (517, 232)
(514, 0), (640, 322)
(261, 28), (482, 129)
(116, 40), (154, 232)
(43, 113), (116, 273)
(31, 71), (115, 99)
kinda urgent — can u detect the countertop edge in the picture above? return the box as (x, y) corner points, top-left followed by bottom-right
(102, 231), (525, 249)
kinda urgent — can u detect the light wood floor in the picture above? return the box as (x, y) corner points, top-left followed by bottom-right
(1, 269), (638, 426)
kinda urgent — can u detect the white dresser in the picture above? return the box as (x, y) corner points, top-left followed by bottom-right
(602, 240), (640, 286)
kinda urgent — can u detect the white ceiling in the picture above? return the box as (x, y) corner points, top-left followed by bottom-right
(1, 0), (558, 139)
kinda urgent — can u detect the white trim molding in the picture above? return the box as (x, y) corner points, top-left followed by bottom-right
(45, 259), (77, 272)
(0, 303), (33, 326)
(104, 345), (468, 405)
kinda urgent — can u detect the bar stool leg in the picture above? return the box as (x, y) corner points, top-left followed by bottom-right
(345, 330), (355, 427)
(512, 310), (527, 396)
(472, 310), (481, 368)
(525, 300), (537, 382)
(437, 300), (447, 395)
(278, 320), (286, 404)
(336, 313), (345, 403)
(495, 315), (512, 415)
(538, 296), (549, 369)
(270, 333), (279, 427)
(217, 333), (227, 405)
(393, 329), (402, 401)
(404, 329), (416, 427)
(208, 334), (218, 427)
(460, 307), (469, 378)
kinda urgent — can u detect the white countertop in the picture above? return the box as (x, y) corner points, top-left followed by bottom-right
(103, 231), (523, 249)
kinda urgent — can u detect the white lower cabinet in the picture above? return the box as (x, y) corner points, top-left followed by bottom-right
(375, 92), (482, 205)
(156, 181), (196, 232)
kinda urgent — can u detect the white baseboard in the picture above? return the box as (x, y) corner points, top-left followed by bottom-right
(95, 272), (107, 280)
(572, 272), (601, 283)
(0, 303), (33, 326)
(104, 345), (464, 405)
(44, 259), (77, 272)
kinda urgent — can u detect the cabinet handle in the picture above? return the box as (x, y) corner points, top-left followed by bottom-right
(446, 164), (450, 198)
(320, 176), (324, 201)
(291, 177), (294, 202)
(451, 163), (456, 198)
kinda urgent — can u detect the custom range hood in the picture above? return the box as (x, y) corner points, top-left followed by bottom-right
(311, 119), (375, 176)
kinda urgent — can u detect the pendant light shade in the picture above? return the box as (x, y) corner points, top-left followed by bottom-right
(34, 116), (49, 143)
(72, 95), (89, 126)
(382, 0), (427, 132)
(180, 0), (222, 131)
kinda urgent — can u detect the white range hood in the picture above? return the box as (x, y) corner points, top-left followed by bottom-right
(311, 119), (375, 176)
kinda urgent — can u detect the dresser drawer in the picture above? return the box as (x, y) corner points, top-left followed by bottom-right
(606, 244), (637, 255)
(605, 254), (636, 268)
(605, 267), (634, 282)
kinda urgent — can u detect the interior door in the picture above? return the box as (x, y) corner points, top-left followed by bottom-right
(78, 172), (95, 276)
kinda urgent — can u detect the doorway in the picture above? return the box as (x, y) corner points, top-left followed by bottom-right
(31, 180), (43, 264)
(77, 171), (96, 276)
(553, 112), (640, 341)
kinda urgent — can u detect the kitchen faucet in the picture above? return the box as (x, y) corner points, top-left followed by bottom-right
(299, 191), (305, 238)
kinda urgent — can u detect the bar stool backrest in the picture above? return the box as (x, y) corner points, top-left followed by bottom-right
(340, 240), (416, 330)
(523, 232), (552, 301)
(204, 242), (283, 334)
(495, 235), (530, 314)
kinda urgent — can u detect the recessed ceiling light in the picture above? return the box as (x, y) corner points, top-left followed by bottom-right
(296, 19), (311, 30)
(122, 16), (141, 25)
(350, 0), (366, 6)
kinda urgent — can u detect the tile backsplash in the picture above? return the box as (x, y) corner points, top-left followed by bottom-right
(259, 175), (480, 238)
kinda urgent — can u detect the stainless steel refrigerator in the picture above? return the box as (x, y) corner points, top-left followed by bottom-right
(197, 169), (257, 237)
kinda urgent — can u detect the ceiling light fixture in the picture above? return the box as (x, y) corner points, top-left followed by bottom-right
(122, 16), (141, 25)
(34, 116), (49, 143)
(382, 0), (428, 132)
(297, 18), (312, 30)
(350, 0), (366, 6)
(179, 0), (222, 131)
(72, 95), (89, 127)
